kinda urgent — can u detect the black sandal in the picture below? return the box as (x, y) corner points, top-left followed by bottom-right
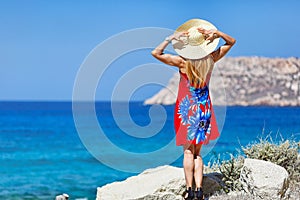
(195, 187), (203, 200)
(183, 187), (194, 200)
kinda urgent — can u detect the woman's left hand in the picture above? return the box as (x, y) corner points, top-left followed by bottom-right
(197, 28), (219, 44)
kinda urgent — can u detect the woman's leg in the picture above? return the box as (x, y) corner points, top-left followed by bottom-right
(194, 144), (203, 189)
(183, 144), (195, 189)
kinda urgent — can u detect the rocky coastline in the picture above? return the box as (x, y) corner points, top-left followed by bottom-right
(144, 57), (300, 106)
(96, 139), (300, 200)
(96, 160), (296, 200)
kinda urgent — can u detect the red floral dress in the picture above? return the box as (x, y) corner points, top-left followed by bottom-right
(174, 71), (220, 146)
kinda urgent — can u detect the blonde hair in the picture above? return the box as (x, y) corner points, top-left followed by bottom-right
(185, 55), (214, 88)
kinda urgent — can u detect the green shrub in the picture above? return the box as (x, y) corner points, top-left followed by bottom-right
(218, 155), (244, 193)
(242, 137), (300, 183)
(212, 135), (300, 193)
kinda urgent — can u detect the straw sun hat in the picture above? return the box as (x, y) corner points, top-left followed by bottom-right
(172, 19), (220, 60)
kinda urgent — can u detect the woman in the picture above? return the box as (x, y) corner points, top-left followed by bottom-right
(151, 19), (235, 200)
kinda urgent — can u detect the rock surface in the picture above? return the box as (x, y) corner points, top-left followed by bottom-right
(96, 159), (294, 200)
(96, 165), (224, 200)
(144, 57), (300, 106)
(240, 158), (289, 199)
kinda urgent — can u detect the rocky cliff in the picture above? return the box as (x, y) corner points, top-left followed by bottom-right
(144, 57), (300, 106)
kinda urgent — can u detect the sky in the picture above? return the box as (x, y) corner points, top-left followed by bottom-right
(1, 0), (300, 101)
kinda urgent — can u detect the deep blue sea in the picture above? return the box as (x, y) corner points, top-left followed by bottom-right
(0, 102), (299, 200)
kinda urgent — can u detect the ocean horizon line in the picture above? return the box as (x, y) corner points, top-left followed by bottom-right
(0, 100), (299, 108)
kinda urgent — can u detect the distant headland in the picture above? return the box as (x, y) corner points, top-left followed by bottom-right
(144, 57), (300, 106)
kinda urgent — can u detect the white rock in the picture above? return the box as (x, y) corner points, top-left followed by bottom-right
(96, 166), (183, 200)
(240, 158), (289, 199)
(55, 194), (69, 200)
(96, 165), (224, 200)
(291, 82), (298, 94)
(273, 93), (281, 99)
(281, 91), (289, 97)
(239, 89), (246, 95)
(285, 81), (291, 88)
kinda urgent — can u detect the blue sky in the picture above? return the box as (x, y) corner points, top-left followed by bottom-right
(1, 0), (300, 101)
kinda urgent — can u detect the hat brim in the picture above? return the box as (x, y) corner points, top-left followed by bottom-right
(172, 19), (220, 60)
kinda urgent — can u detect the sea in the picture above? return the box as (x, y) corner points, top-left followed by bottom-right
(0, 101), (299, 200)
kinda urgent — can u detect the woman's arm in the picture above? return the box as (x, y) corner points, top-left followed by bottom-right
(198, 28), (236, 62)
(211, 30), (236, 62)
(151, 33), (186, 68)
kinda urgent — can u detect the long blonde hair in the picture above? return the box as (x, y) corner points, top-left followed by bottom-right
(185, 55), (214, 88)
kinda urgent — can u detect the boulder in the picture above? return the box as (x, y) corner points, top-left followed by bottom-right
(55, 194), (69, 200)
(96, 165), (224, 200)
(240, 158), (289, 199)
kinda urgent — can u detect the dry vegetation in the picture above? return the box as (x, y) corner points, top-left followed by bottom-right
(208, 136), (300, 200)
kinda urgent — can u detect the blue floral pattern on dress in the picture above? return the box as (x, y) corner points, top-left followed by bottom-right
(187, 106), (211, 143)
(178, 95), (190, 125)
(190, 86), (209, 106)
(178, 84), (212, 144)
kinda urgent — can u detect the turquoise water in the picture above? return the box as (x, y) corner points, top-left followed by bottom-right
(0, 102), (299, 199)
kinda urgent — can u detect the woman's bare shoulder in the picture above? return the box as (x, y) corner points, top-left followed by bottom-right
(172, 55), (186, 68)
